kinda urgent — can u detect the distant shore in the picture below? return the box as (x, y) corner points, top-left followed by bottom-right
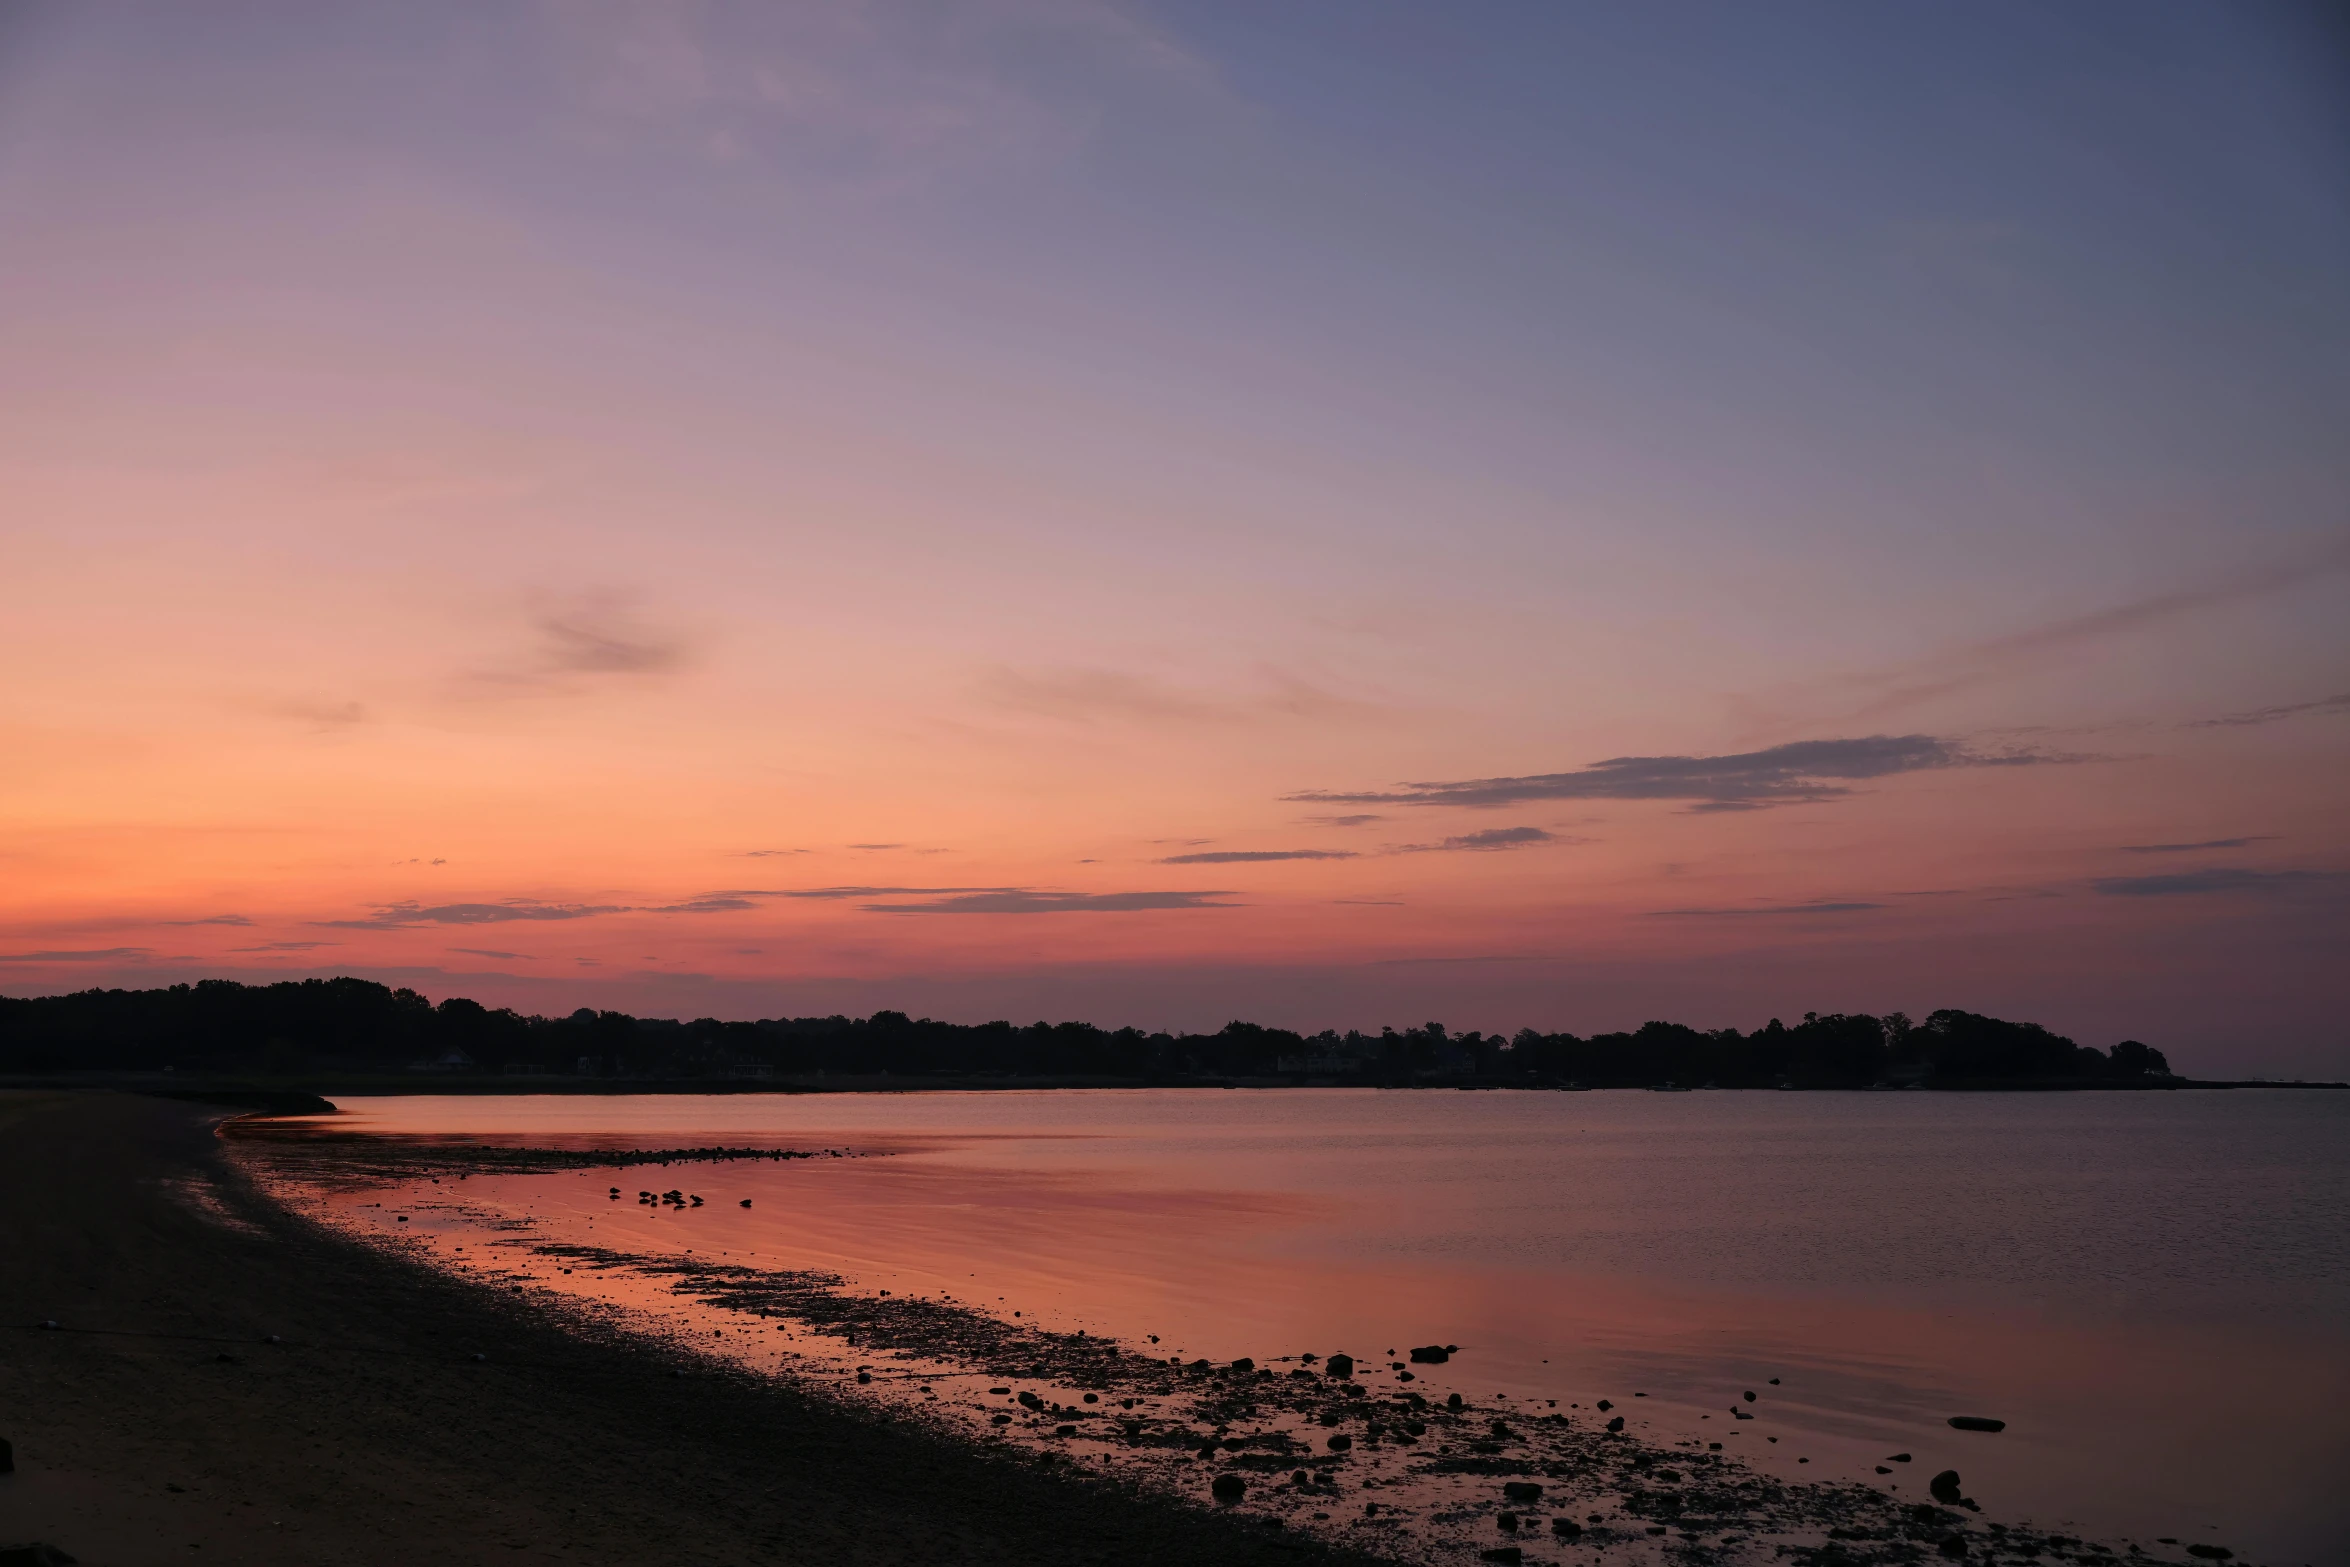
(2, 1070), (2342, 1103)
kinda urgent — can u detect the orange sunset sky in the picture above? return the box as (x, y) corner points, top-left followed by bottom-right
(3, 3), (2345, 1073)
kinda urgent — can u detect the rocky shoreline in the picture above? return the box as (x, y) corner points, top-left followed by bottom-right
(214, 1116), (2225, 1567)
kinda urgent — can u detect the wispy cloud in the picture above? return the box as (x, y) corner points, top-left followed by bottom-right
(1305, 814), (1384, 828)
(463, 594), (691, 694)
(450, 947), (531, 960)
(2092, 868), (2343, 897)
(847, 842), (905, 851)
(737, 848), (811, 858)
(275, 697), (369, 730)
(868, 890), (1238, 914)
(1292, 735), (2066, 813)
(2119, 837), (2276, 854)
(318, 900), (629, 929)
(1753, 543), (2350, 726)
(1394, 826), (1562, 853)
(646, 896), (760, 914)
(1646, 901), (1883, 918)
(230, 940), (339, 952)
(2187, 692), (2350, 729)
(540, 0), (1206, 182)
(720, 885), (1019, 901)
(1158, 849), (1358, 864)
(164, 914), (254, 927)
(537, 601), (687, 673)
(0, 946), (153, 962)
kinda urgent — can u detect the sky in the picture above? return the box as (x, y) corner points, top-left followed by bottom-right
(2, 1), (2345, 1074)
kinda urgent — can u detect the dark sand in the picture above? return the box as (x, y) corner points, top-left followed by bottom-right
(0, 1092), (1372, 1566)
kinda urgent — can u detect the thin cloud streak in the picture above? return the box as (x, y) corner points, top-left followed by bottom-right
(318, 901), (630, 929)
(2092, 868), (2342, 897)
(719, 886), (1021, 901)
(1803, 542), (2350, 724)
(2187, 692), (2350, 728)
(867, 890), (1238, 914)
(1158, 849), (1357, 864)
(0, 946), (155, 961)
(1393, 827), (1561, 853)
(1646, 902), (1883, 918)
(1292, 735), (2073, 812)
(2119, 837), (2275, 854)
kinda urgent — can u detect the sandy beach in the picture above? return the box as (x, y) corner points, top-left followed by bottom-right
(0, 1091), (1371, 1567)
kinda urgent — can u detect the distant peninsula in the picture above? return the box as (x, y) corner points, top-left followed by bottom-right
(10, 975), (2331, 1093)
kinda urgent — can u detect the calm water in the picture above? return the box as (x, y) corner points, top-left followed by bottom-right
(265, 1089), (2350, 1563)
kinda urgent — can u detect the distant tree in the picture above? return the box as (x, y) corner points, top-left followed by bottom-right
(1916, 1009), (2082, 1080)
(2105, 1039), (2173, 1077)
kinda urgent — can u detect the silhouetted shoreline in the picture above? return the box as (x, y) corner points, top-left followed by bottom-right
(9, 976), (2312, 1093)
(0, 1072), (2343, 1106)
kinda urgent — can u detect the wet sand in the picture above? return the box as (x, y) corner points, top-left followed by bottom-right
(0, 1091), (1375, 1566)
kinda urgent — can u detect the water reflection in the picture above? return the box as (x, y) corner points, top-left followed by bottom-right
(246, 1088), (2350, 1562)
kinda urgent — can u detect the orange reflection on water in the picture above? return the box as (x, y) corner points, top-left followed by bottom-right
(253, 1088), (2350, 1562)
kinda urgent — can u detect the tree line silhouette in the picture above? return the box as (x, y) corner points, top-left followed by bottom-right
(0, 977), (2177, 1087)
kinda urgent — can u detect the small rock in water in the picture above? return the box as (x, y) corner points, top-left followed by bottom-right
(1503, 1482), (1542, 1502)
(1497, 1512), (1519, 1532)
(1550, 1518), (1583, 1539)
(1939, 1535), (1969, 1558)
(1888, 1453), (1912, 1463)
(1479, 1548), (1523, 1565)
(1326, 1353), (1354, 1380)
(1875, 1466), (1892, 1475)
(1210, 1473), (1247, 1503)
(1595, 1399), (1612, 1412)
(1326, 1434), (1353, 1451)
(1410, 1345), (1450, 1364)
(1947, 1416), (2005, 1433)
(1447, 1393), (1464, 1410)
(739, 1200), (751, 1208)
(1743, 1390), (1756, 1401)
(2183, 1548), (2233, 1562)
(1229, 1357), (1254, 1374)
(1929, 1471), (1964, 1504)
(1605, 1416), (1624, 1433)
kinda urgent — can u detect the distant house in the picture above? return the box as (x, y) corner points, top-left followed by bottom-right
(408, 1046), (475, 1072)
